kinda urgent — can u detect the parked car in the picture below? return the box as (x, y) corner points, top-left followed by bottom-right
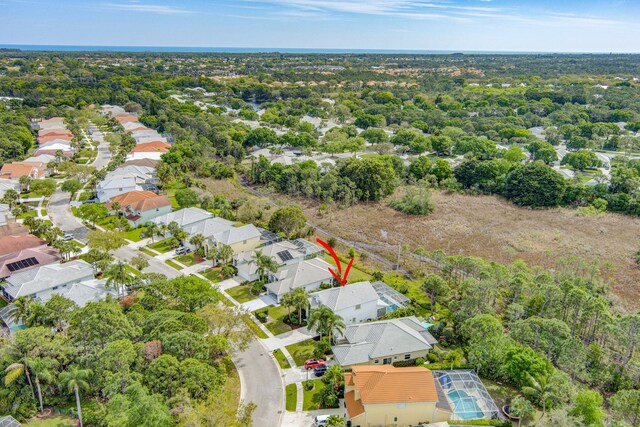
(314, 415), (330, 426)
(314, 365), (328, 377)
(60, 233), (74, 241)
(175, 246), (191, 255)
(304, 358), (326, 370)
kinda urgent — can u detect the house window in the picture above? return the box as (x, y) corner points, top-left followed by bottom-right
(404, 354), (411, 360)
(383, 357), (392, 364)
(393, 417), (398, 422)
(355, 304), (361, 310)
(374, 359), (379, 364)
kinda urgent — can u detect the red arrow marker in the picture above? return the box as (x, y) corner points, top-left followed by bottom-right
(316, 238), (354, 286)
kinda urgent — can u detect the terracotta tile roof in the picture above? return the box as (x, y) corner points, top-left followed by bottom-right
(124, 126), (150, 134)
(0, 234), (46, 257)
(108, 190), (170, 212)
(131, 141), (171, 153)
(350, 365), (438, 404)
(345, 391), (365, 418)
(0, 222), (29, 238)
(38, 129), (73, 137)
(115, 115), (139, 124)
(38, 134), (73, 143)
(0, 163), (44, 179)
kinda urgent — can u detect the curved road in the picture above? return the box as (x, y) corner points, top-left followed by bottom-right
(232, 339), (284, 427)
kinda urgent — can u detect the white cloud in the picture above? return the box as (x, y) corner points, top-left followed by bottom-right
(103, 2), (194, 15)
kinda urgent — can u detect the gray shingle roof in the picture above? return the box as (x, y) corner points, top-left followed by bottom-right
(37, 278), (116, 307)
(152, 207), (212, 228)
(332, 316), (436, 366)
(3, 259), (95, 299)
(265, 257), (333, 296)
(309, 281), (380, 312)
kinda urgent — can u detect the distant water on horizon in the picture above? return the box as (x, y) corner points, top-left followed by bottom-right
(0, 44), (599, 55)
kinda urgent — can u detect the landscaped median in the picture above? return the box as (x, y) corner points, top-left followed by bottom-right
(273, 349), (291, 369)
(285, 383), (297, 412)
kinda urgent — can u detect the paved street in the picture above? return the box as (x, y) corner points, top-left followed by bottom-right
(48, 190), (90, 241)
(87, 124), (112, 169)
(113, 244), (181, 278)
(232, 339), (285, 427)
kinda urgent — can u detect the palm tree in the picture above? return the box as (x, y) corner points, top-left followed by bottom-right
(307, 306), (345, 340)
(19, 175), (31, 192)
(141, 223), (159, 243)
(292, 288), (310, 326)
(7, 296), (34, 325)
(250, 250), (278, 282)
(111, 201), (122, 216)
(280, 291), (296, 321)
(29, 357), (58, 413)
(189, 233), (206, 261)
(218, 244), (234, 265)
(1, 189), (20, 210)
(59, 367), (92, 427)
(522, 373), (558, 417)
(104, 262), (130, 298)
(206, 246), (219, 267)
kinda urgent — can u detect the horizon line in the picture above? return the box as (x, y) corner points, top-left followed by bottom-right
(1, 44), (639, 55)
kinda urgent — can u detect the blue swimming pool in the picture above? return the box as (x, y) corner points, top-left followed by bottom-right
(448, 390), (485, 420)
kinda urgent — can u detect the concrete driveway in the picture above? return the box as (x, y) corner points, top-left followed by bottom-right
(262, 327), (317, 352)
(281, 407), (347, 427)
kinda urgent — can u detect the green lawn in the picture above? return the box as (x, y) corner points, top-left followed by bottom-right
(166, 189), (181, 209)
(244, 316), (269, 339)
(165, 259), (183, 270)
(285, 383), (297, 411)
(273, 349), (292, 369)
(24, 416), (75, 427)
(124, 265), (141, 276)
(175, 254), (200, 267)
(226, 284), (258, 303)
(324, 253), (372, 284)
(302, 379), (325, 411)
(148, 239), (173, 254)
(40, 209), (47, 216)
(17, 210), (37, 219)
(285, 339), (317, 367)
(139, 247), (157, 257)
(200, 267), (222, 283)
(124, 227), (146, 242)
(258, 304), (303, 336)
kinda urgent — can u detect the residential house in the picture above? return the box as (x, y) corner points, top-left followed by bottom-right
(126, 141), (171, 161)
(96, 177), (141, 202)
(1, 259), (95, 302)
(0, 179), (20, 200)
(36, 278), (117, 307)
(0, 234), (47, 257)
(114, 114), (139, 124)
(104, 165), (156, 185)
(37, 117), (66, 130)
(22, 154), (56, 166)
(344, 365), (452, 427)
(234, 240), (307, 282)
(183, 217), (262, 255)
(0, 163), (45, 179)
(152, 207), (213, 229)
(107, 190), (172, 227)
(122, 158), (160, 168)
(38, 133), (73, 143)
(265, 257), (334, 303)
(309, 281), (386, 327)
(0, 246), (61, 279)
(332, 316), (437, 368)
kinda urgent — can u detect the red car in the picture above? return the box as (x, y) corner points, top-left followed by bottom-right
(304, 358), (326, 370)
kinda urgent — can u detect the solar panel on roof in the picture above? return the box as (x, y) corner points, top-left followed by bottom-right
(277, 250), (293, 262)
(6, 257), (39, 273)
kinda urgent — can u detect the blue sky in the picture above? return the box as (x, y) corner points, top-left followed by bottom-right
(0, 0), (639, 52)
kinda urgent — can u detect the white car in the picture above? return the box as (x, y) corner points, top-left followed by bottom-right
(314, 415), (330, 426)
(60, 233), (74, 241)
